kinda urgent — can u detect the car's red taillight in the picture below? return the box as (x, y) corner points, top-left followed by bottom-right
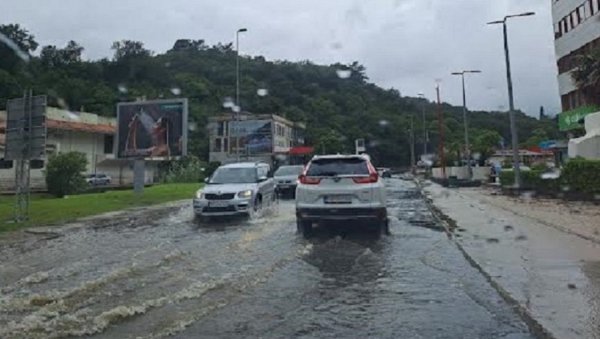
(352, 172), (378, 184)
(353, 163), (379, 184)
(299, 174), (321, 185)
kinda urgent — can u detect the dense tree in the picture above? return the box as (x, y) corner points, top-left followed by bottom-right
(571, 45), (600, 107)
(0, 23), (561, 166)
(0, 24), (38, 72)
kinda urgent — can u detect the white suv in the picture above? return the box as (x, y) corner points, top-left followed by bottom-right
(295, 154), (388, 237)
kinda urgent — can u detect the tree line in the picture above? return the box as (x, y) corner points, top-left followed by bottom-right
(0, 23), (561, 166)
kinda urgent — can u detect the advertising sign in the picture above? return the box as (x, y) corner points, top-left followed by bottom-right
(116, 99), (188, 159)
(230, 120), (272, 155)
(558, 106), (599, 131)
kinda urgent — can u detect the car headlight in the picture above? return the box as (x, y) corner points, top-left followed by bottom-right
(238, 190), (252, 198)
(195, 190), (204, 199)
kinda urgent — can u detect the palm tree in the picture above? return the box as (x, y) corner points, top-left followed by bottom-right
(571, 46), (600, 106)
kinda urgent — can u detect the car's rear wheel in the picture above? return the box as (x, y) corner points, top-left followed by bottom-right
(297, 218), (313, 238)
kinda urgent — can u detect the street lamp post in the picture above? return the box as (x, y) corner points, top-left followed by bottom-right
(235, 28), (247, 162)
(451, 70), (481, 180)
(488, 12), (535, 189)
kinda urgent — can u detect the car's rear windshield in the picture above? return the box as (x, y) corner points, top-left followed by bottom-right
(306, 158), (369, 176)
(274, 166), (304, 176)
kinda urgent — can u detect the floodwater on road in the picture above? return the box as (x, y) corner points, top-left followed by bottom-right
(0, 179), (534, 338)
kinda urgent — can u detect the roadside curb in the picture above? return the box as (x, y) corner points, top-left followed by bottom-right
(418, 181), (556, 339)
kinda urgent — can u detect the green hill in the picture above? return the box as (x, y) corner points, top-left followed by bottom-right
(0, 24), (560, 166)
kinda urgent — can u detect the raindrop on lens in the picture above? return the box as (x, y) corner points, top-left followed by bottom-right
(379, 120), (389, 127)
(232, 105), (241, 113)
(118, 84), (128, 94)
(336, 69), (352, 79)
(257, 88), (269, 97)
(188, 122), (197, 131)
(171, 87), (182, 96)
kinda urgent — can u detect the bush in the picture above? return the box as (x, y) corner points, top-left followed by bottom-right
(499, 169), (552, 190)
(45, 152), (88, 197)
(562, 159), (600, 194)
(161, 156), (205, 183)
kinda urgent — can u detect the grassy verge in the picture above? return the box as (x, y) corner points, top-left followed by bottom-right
(0, 183), (201, 233)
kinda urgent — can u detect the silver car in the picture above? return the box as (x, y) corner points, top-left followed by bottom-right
(193, 162), (275, 220)
(273, 165), (304, 198)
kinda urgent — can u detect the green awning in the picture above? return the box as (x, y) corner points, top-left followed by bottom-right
(558, 106), (600, 131)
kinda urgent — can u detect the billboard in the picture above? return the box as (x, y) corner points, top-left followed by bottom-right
(230, 120), (272, 155)
(558, 105), (599, 131)
(116, 99), (188, 159)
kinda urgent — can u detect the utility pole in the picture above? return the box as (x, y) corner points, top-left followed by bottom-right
(418, 93), (427, 157)
(436, 83), (446, 179)
(488, 12), (535, 189)
(410, 115), (416, 173)
(451, 70), (481, 181)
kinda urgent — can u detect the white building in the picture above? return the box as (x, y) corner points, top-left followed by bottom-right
(0, 107), (157, 192)
(552, 0), (600, 114)
(208, 113), (307, 165)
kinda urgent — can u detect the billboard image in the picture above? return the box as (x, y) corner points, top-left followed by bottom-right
(230, 120), (272, 155)
(117, 99), (188, 158)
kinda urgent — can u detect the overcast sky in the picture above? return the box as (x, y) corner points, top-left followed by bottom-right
(2, 0), (561, 116)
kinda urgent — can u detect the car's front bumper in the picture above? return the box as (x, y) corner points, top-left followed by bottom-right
(193, 198), (253, 217)
(296, 207), (387, 222)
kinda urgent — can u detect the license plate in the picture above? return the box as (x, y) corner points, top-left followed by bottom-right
(278, 184), (290, 189)
(209, 201), (230, 208)
(324, 195), (352, 204)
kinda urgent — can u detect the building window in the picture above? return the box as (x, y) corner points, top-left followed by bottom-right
(217, 122), (225, 136)
(103, 135), (114, 154)
(213, 138), (222, 152)
(223, 138), (229, 153)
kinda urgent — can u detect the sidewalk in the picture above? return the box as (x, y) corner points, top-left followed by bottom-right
(423, 182), (600, 339)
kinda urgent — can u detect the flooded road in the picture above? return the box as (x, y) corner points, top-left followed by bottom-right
(0, 179), (535, 338)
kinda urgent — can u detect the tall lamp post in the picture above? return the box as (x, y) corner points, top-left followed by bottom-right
(488, 12), (535, 189)
(451, 70), (481, 180)
(235, 27), (247, 162)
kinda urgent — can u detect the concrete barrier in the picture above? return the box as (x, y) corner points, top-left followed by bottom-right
(432, 166), (490, 182)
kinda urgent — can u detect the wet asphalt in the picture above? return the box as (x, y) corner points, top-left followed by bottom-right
(0, 179), (535, 339)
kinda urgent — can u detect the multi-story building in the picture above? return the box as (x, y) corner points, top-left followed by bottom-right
(552, 0), (600, 131)
(207, 112), (307, 165)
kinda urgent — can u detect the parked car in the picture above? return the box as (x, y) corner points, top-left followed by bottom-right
(193, 162), (275, 221)
(295, 154), (388, 237)
(273, 165), (304, 198)
(85, 173), (111, 186)
(377, 167), (392, 178)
